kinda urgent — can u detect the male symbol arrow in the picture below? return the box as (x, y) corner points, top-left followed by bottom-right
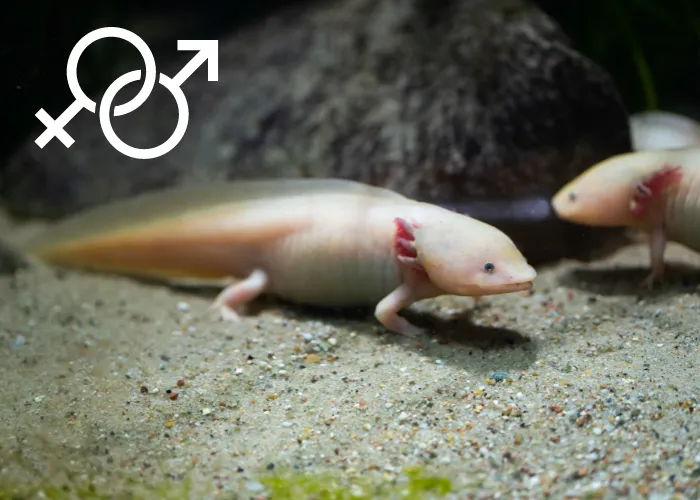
(171, 40), (219, 88)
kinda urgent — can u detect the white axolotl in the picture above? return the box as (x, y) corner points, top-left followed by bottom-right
(14, 178), (536, 336)
(552, 147), (700, 287)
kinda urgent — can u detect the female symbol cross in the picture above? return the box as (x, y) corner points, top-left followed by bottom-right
(33, 27), (218, 160)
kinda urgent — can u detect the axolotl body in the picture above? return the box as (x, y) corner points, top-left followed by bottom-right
(551, 147), (700, 286)
(15, 178), (537, 336)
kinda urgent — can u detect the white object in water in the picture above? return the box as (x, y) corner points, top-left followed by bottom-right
(630, 110), (700, 151)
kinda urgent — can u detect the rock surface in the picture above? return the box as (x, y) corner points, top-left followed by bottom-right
(0, 242), (26, 275)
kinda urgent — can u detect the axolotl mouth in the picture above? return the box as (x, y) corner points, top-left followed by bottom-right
(470, 280), (533, 296)
(497, 281), (533, 293)
(492, 266), (538, 295)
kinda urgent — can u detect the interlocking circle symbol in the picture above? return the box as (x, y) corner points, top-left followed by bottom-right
(68, 27), (157, 116)
(99, 70), (188, 159)
(34, 27), (218, 160)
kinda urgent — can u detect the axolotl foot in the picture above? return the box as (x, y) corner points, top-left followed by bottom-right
(374, 282), (429, 338)
(640, 261), (665, 289)
(216, 305), (242, 322)
(208, 269), (269, 322)
(640, 271), (660, 289)
(384, 316), (427, 338)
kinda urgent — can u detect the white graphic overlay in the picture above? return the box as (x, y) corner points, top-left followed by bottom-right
(34, 27), (218, 160)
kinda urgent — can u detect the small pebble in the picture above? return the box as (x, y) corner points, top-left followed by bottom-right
(245, 481), (263, 493)
(490, 370), (510, 382)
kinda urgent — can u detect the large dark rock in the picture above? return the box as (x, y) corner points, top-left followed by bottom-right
(0, 0), (631, 265)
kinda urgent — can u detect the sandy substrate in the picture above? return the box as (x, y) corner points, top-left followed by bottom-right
(1, 235), (699, 498)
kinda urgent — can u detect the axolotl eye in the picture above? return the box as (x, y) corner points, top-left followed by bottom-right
(484, 262), (495, 273)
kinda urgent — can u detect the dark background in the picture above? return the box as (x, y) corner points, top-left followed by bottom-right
(2, 0), (699, 166)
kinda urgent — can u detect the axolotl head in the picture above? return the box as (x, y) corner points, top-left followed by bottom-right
(551, 150), (684, 228)
(396, 208), (537, 297)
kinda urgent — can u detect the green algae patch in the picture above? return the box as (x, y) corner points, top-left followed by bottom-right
(260, 467), (452, 500)
(0, 475), (200, 500)
(0, 466), (452, 500)
(0, 483), (194, 500)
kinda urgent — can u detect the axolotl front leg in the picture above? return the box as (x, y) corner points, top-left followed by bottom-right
(629, 164), (683, 287)
(372, 217), (436, 337)
(208, 217), (437, 337)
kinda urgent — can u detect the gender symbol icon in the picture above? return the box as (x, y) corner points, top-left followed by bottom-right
(34, 27), (218, 160)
